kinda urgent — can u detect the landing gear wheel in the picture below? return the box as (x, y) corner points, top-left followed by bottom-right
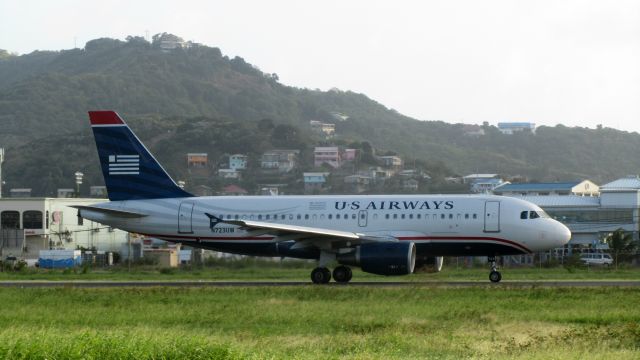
(311, 267), (331, 284)
(333, 266), (353, 283)
(488, 256), (502, 283)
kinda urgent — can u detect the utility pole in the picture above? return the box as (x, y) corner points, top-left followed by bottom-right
(0, 148), (4, 198)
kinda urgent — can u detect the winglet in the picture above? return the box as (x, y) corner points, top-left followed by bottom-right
(89, 111), (125, 125)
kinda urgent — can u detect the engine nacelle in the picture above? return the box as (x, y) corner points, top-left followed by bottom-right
(337, 242), (416, 276)
(415, 256), (444, 273)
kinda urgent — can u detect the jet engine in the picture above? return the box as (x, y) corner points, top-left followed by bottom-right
(415, 255), (444, 273)
(337, 242), (416, 275)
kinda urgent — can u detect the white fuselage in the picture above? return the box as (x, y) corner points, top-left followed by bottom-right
(81, 194), (571, 258)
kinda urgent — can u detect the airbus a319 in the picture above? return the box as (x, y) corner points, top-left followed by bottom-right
(75, 111), (571, 283)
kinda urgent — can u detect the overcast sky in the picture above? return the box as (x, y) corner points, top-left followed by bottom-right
(1, 0), (639, 132)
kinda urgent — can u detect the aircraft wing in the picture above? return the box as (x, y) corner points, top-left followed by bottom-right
(205, 213), (395, 249)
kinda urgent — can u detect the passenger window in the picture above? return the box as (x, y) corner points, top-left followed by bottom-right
(344, 214), (348, 221)
(328, 214), (332, 220)
(305, 214), (310, 220)
(409, 214), (413, 219)
(449, 214), (453, 219)
(465, 214), (469, 219)
(266, 214), (270, 220)
(234, 215), (239, 220)
(393, 214), (398, 219)
(401, 214), (405, 219)
(336, 214), (340, 219)
(440, 214), (445, 219)
(258, 214), (263, 220)
(352, 214), (356, 219)
(473, 214), (477, 219)
(297, 214), (301, 220)
(417, 214), (421, 219)
(385, 214), (390, 219)
(521, 211), (528, 219)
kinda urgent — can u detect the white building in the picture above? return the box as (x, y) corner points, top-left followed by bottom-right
(0, 198), (129, 259)
(462, 174), (499, 184)
(497, 122), (536, 134)
(261, 150), (299, 173)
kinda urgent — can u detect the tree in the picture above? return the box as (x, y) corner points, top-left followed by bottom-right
(604, 229), (638, 268)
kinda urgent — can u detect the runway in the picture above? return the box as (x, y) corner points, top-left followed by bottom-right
(1, 280), (639, 288)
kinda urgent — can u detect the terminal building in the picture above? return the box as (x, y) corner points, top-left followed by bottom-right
(496, 176), (640, 250)
(0, 197), (129, 260)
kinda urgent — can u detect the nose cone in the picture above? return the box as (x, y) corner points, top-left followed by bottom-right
(555, 221), (572, 246)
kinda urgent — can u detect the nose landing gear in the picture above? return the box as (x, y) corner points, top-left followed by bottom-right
(488, 256), (502, 283)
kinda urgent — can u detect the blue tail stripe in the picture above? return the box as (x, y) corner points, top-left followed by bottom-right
(92, 123), (192, 201)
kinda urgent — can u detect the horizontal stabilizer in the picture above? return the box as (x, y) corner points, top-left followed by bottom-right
(71, 205), (148, 218)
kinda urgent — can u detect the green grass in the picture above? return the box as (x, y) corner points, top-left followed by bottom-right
(0, 286), (638, 359)
(0, 259), (638, 282)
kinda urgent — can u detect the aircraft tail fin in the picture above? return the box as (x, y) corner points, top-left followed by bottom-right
(88, 111), (193, 201)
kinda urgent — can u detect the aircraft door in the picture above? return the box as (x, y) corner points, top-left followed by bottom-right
(358, 210), (368, 227)
(178, 202), (194, 233)
(484, 201), (500, 232)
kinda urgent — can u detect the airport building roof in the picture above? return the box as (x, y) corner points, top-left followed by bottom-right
(502, 195), (601, 208)
(600, 176), (640, 191)
(494, 182), (581, 193)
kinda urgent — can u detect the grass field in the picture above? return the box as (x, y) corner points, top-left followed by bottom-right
(1, 258), (639, 282)
(0, 285), (639, 359)
(0, 262), (638, 358)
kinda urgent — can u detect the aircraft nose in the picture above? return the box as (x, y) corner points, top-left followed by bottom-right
(556, 221), (571, 246)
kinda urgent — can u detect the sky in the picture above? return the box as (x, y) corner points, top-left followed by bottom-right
(1, 0), (639, 132)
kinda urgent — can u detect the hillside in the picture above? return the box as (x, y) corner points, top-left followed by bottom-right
(1, 34), (640, 195)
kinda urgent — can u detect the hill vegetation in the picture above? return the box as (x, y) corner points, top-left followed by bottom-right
(1, 33), (639, 196)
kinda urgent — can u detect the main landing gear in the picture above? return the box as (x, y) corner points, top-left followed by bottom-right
(488, 256), (502, 283)
(310, 266), (353, 284)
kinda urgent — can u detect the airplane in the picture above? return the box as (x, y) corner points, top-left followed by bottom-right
(75, 111), (571, 283)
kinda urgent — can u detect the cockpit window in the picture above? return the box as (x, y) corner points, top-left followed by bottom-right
(529, 211), (540, 219)
(520, 211), (528, 220)
(538, 210), (551, 218)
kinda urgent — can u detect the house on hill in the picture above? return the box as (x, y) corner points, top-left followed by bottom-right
(261, 150), (299, 173)
(219, 185), (248, 196)
(187, 153), (208, 168)
(304, 172), (329, 193)
(314, 147), (341, 168)
(229, 154), (247, 170)
(497, 122), (536, 134)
